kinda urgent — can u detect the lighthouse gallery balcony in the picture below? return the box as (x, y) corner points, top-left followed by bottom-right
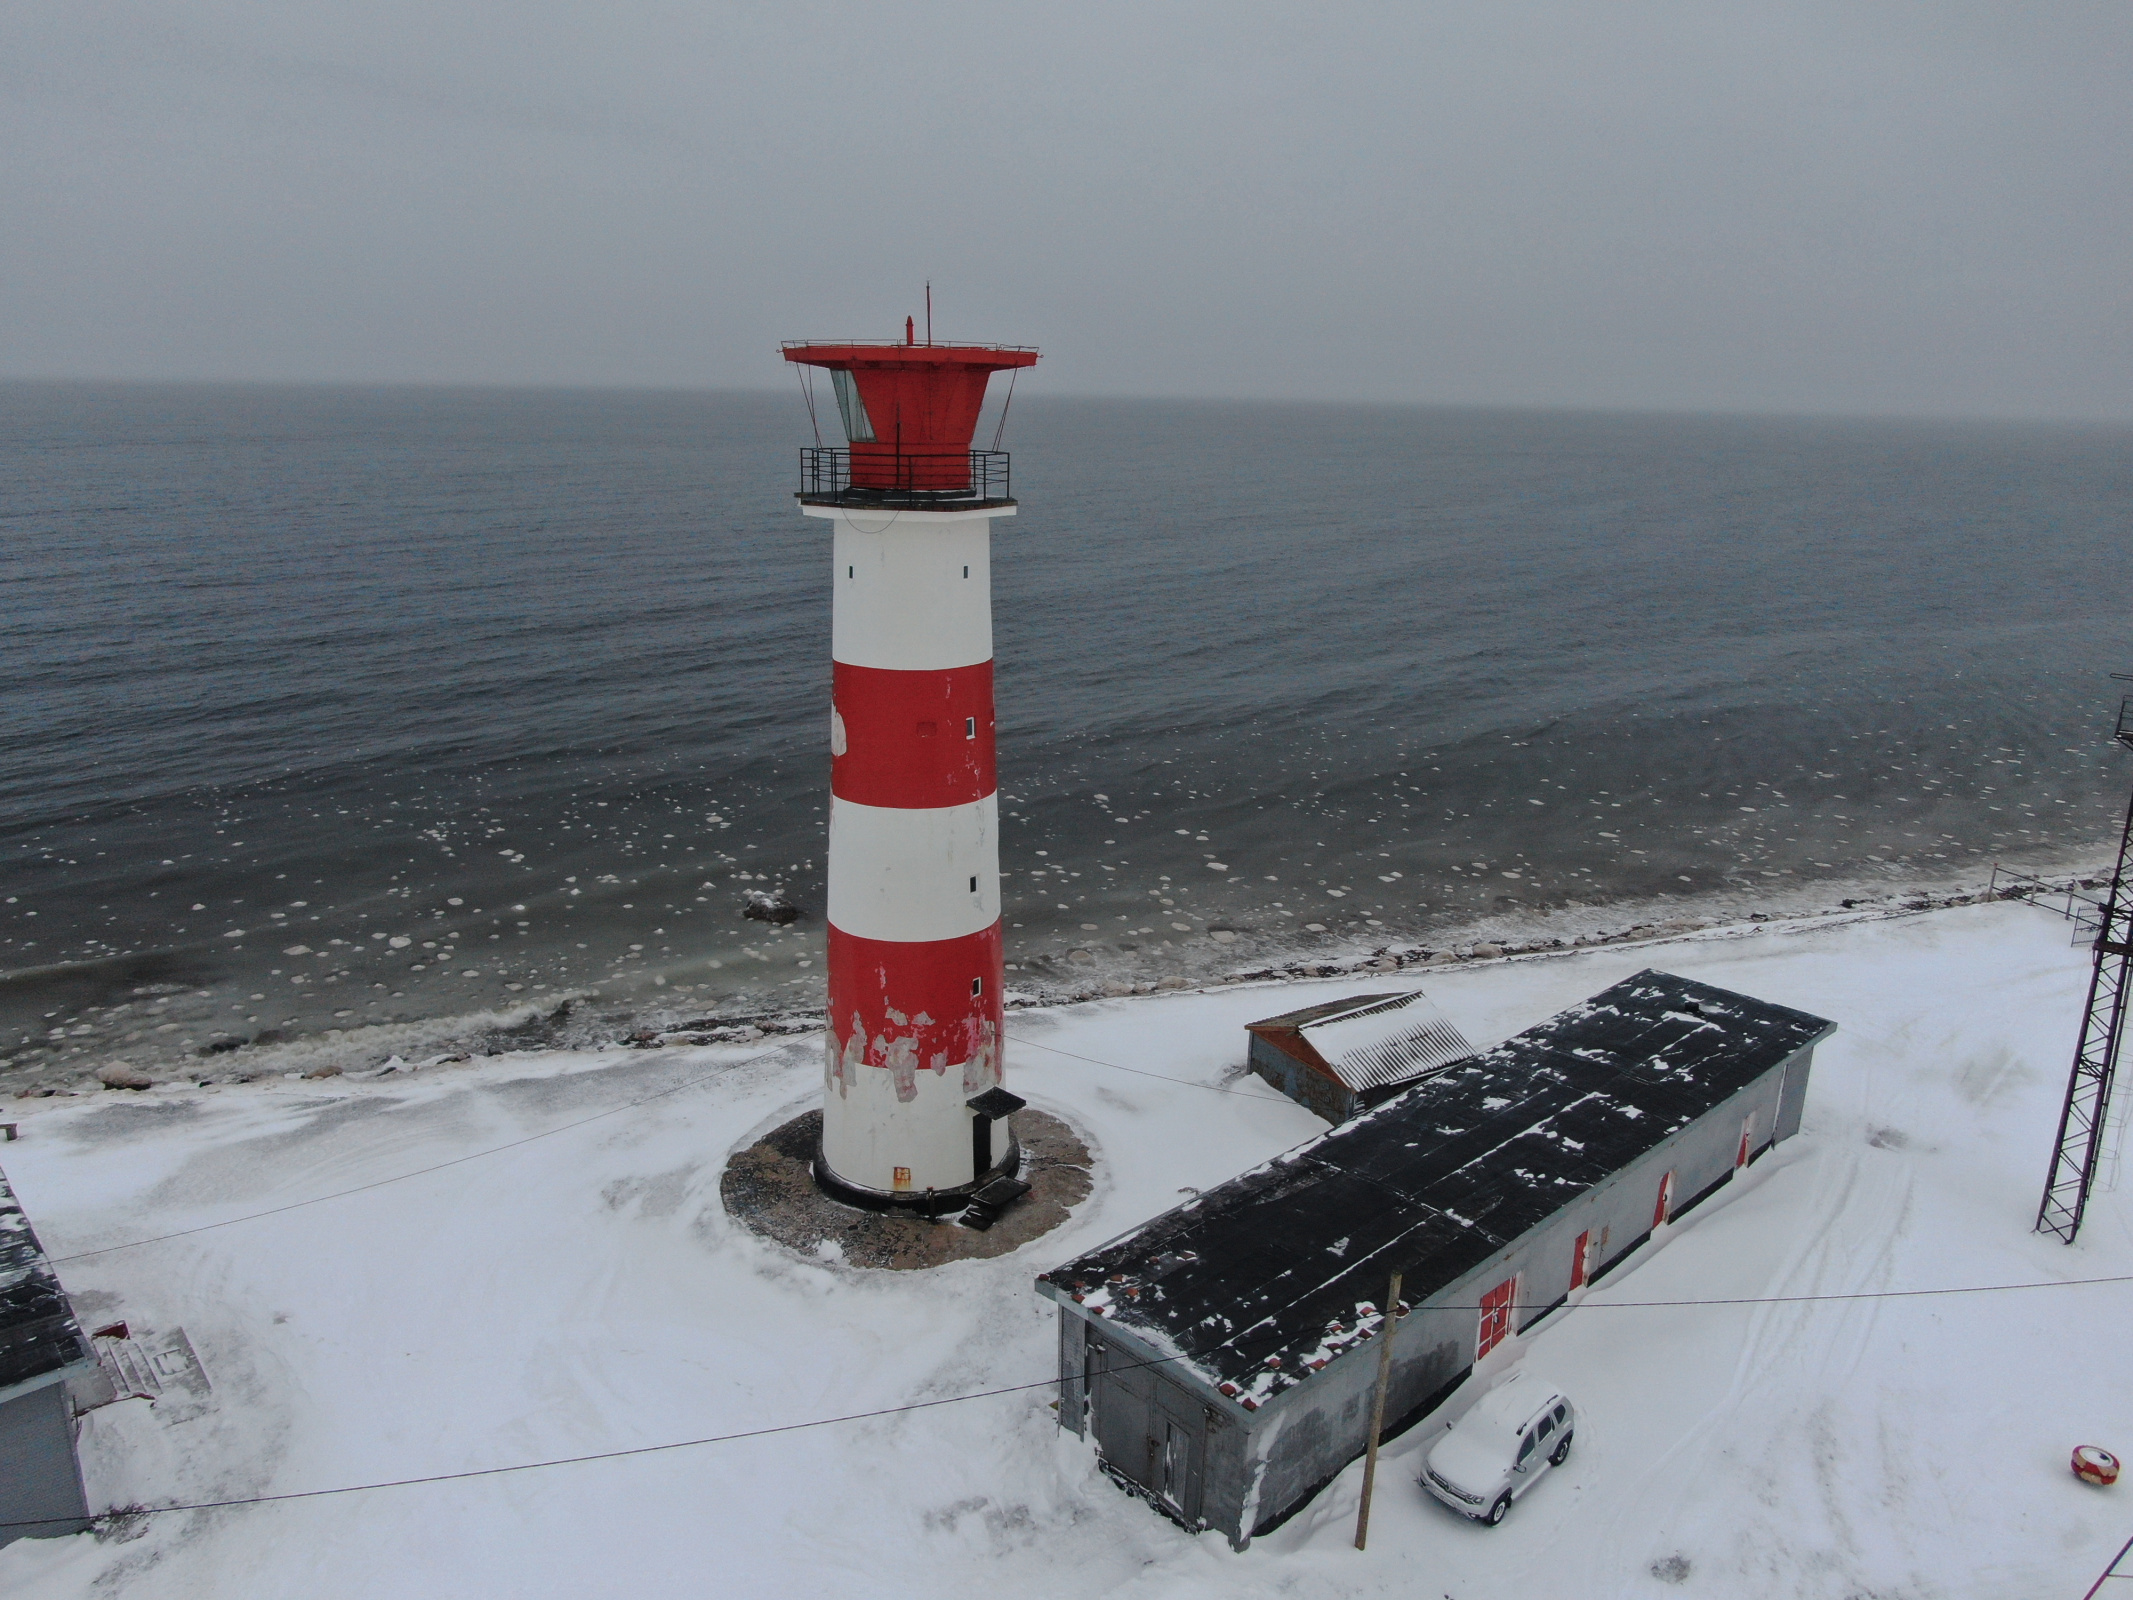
(797, 446), (1013, 510)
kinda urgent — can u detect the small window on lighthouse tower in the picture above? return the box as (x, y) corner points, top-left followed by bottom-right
(971, 977), (984, 998)
(963, 565), (970, 578)
(965, 717), (976, 739)
(969, 876), (978, 892)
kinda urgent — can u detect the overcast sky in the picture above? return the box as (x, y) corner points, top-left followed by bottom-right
(6, 3), (2130, 418)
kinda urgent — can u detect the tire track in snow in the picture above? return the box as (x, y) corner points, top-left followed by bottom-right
(1581, 1115), (1917, 1595)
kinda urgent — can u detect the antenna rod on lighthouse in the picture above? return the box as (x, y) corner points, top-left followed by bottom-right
(925, 282), (933, 345)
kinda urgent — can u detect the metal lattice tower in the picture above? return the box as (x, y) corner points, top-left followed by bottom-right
(2036, 684), (2133, 1243)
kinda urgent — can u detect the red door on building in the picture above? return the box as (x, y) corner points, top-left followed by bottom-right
(1570, 1229), (1592, 1291)
(1477, 1276), (1517, 1359)
(1653, 1170), (1675, 1229)
(1736, 1113), (1756, 1169)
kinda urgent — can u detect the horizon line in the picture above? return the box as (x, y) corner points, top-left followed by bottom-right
(1, 373), (2127, 430)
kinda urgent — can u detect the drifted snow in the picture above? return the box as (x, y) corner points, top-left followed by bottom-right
(0, 901), (2127, 1598)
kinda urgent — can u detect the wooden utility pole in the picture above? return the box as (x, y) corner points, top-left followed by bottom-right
(1353, 1270), (1403, 1551)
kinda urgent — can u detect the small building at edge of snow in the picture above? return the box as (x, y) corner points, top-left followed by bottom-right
(1036, 969), (1833, 1549)
(1244, 990), (1477, 1122)
(0, 1163), (97, 1546)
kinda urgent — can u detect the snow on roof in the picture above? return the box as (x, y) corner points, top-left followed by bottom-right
(0, 1163), (93, 1393)
(1287, 991), (1478, 1094)
(1039, 970), (1834, 1409)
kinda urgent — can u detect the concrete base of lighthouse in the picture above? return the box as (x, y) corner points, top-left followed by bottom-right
(722, 1107), (1092, 1270)
(808, 1144), (1021, 1216)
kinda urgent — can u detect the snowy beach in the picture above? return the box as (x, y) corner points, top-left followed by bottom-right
(0, 896), (2125, 1598)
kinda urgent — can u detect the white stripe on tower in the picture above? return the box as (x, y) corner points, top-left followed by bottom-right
(808, 503), (1012, 1198)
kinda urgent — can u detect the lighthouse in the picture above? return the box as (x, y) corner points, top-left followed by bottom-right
(783, 328), (1039, 1210)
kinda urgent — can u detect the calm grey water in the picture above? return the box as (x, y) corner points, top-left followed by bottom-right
(3, 382), (2129, 1085)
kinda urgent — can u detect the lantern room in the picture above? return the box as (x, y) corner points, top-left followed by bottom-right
(783, 338), (1038, 504)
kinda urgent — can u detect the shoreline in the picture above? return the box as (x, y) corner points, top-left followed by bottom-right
(3, 848), (2110, 1108)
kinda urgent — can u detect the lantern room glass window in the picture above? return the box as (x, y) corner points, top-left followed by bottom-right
(831, 371), (875, 443)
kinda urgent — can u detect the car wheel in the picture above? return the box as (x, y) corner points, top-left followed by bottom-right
(1550, 1432), (1573, 1467)
(1484, 1493), (1512, 1527)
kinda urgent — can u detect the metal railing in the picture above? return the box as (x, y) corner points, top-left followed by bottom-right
(1990, 865), (2110, 946)
(797, 448), (1012, 507)
(1990, 698), (2133, 949)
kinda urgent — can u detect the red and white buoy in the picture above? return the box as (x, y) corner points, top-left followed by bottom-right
(2075, 1445), (2121, 1486)
(782, 331), (1038, 1207)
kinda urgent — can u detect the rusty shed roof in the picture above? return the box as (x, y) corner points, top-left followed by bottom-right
(1250, 990), (1478, 1095)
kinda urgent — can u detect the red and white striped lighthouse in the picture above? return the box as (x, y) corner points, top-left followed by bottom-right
(783, 330), (1039, 1208)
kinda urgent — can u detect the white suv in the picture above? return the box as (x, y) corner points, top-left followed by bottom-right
(1421, 1372), (1576, 1527)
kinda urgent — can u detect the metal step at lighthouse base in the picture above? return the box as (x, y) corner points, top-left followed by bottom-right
(957, 1173), (1036, 1232)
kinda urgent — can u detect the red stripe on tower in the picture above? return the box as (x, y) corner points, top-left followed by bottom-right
(830, 661), (996, 810)
(825, 923), (1005, 1096)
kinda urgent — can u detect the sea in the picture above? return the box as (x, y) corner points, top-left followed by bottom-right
(3, 381), (2129, 1089)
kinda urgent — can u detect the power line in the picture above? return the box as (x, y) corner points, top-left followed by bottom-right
(1511, 1272), (2133, 1312)
(0, 1352), (1181, 1533)
(11, 1270), (2129, 1535)
(42, 1025), (1258, 1266)
(1007, 1032), (1286, 1101)
(48, 1048), (770, 1265)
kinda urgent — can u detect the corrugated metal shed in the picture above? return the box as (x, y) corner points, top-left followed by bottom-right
(1244, 990), (1478, 1120)
(1294, 991), (1477, 1093)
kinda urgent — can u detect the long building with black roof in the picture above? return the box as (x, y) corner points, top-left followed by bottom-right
(1036, 969), (1834, 1549)
(0, 1163), (98, 1545)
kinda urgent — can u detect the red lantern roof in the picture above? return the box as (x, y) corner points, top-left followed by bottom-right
(782, 341), (1038, 458)
(783, 338), (1039, 497)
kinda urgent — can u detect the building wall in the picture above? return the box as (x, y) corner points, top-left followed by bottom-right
(0, 1379), (89, 1546)
(1509, 1049), (1815, 1322)
(1056, 1312), (1248, 1534)
(1245, 1036), (1356, 1123)
(1775, 1046), (1812, 1141)
(1056, 1039), (1820, 1549)
(1233, 1310), (1471, 1547)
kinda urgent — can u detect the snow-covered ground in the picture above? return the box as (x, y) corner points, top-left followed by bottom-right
(2, 899), (2128, 1598)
